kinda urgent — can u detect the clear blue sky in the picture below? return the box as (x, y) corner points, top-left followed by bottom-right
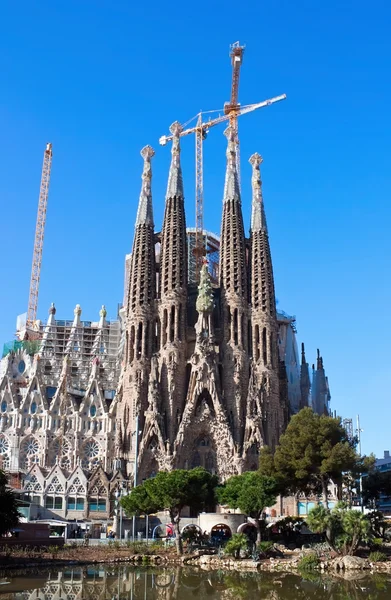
(0, 1), (390, 457)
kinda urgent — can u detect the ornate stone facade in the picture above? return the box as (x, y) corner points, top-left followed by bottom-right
(117, 126), (296, 483)
(0, 130), (331, 521)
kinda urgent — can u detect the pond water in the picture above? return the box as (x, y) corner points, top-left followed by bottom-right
(0, 565), (391, 599)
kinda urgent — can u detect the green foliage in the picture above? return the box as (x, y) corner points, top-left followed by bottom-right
(48, 545), (60, 558)
(371, 537), (383, 549)
(298, 553), (320, 570)
(0, 470), (20, 536)
(260, 408), (360, 502)
(121, 480), (160, 516)
(256, 541), (274, 556)
(121, 467), (217, 555)
(369, 551), (387, 562)
(367, 510), (390, 539)
(218, 472), (278, 542)
(307, 503), (371, 556)
(224, 533), (249, 559)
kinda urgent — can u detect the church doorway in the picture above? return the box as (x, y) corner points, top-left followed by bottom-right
(190, 436), (216, 474)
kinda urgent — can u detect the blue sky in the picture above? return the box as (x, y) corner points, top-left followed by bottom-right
(0, 1), (390, 457)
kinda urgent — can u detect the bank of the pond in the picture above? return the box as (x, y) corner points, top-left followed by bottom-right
(2, 544), (391, 575)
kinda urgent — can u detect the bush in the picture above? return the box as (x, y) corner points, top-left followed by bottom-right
(298, 554), (320, 571)
(369, 551), (387, 563)
(224, 534), (249, 559)
(257, 541), (274, 556)
(371, 537), (383, 549)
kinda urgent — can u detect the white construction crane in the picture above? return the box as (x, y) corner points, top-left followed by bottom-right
(26, 143), (53, 328)
(159, 94), (286, 280)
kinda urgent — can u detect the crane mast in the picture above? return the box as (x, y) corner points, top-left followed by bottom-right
(160, 43), (286, 283)
(27, 143), (53, 327)
(224, 42), (245, 186)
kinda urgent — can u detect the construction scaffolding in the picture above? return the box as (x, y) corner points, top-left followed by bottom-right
(187, 229), (220, 285)
(3, 317), (123, 394)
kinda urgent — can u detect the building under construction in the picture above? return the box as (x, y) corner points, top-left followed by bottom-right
(0, 42), (331, 528)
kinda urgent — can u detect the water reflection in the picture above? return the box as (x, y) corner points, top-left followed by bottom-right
(0, 566), (391, 599)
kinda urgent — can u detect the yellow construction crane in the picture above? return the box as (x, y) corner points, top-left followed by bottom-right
(159, 94), (286, 280)
(26, 143), (53, 329)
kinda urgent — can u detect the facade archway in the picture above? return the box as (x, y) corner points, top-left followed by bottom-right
(237, 522), (257, 542)
(210, 523), (232, 543)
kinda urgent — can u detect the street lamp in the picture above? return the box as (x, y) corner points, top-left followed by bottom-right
(115, 487), (124, 541)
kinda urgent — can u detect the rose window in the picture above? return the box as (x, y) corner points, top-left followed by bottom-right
(23, 438), (39, 456)
(20, 437), (40, 470)
(0, 436), (9, 454)
(49, 438), (72, 468)
(84, 440), (99, 458)
(81, 440), (100, 470)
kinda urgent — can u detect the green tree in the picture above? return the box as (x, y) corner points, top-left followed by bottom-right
(122, 468), (217, 555)
(306, 502), (371, 555)
(259, 407), (359, 506)
(0, 470), (20, 536)
(218, 472), (278, 543)
(121, 479), (160, 517)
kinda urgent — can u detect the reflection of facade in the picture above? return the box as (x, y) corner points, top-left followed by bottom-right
(5, 565), (378, 600)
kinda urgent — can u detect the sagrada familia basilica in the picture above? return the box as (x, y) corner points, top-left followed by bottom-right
(0, 123), (330, 528)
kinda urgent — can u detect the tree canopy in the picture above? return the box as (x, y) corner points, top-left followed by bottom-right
(121, 467), (217, 554)
(218, 472), (278, 543)
(307, 502), (371, 556)
(259, 407), (360, 505)
(0, 470), (20, 536)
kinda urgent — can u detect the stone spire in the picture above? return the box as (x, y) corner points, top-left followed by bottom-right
(120, 145), (158, 473)
(159, 122), (187, 298)
(136, 145), (155, 227)
(166, 122), (184, 200)
(250, 153), (267, 232)
(92, 305), (108, 356)
(249, 153), (276, 318)
(126, 146), (157, 330)
(65, 304), (83, 354)
(299, 342), (311, 410)
(248, 152), (282, 449)
(158, 122), (188, 445)
(39, 303), (57, 356)
(311, 350), (331, 416)
(219, 127), (249, 450)
(223, 126), (240, 203)
(220, 126), (247, 302)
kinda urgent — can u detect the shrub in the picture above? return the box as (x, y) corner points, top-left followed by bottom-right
(298, 554), (320, 571)
(224, 534), (249, 559)
(257, 541), (274, 556)
(369, 551), (387, 563)
(371, 537), (383, 549)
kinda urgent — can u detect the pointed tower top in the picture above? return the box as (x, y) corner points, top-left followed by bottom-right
(73, 304), (82, 325)
(317, 348), (323, 370)
(135, 145), (155, 227)
(301, 342), (306, 364)
(98, 305), (107, 328)
(223, 126), (240, 202)
(166, 121), (184, 200)
(249, 152), (267, 232)
(47, 303), (56, 326)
